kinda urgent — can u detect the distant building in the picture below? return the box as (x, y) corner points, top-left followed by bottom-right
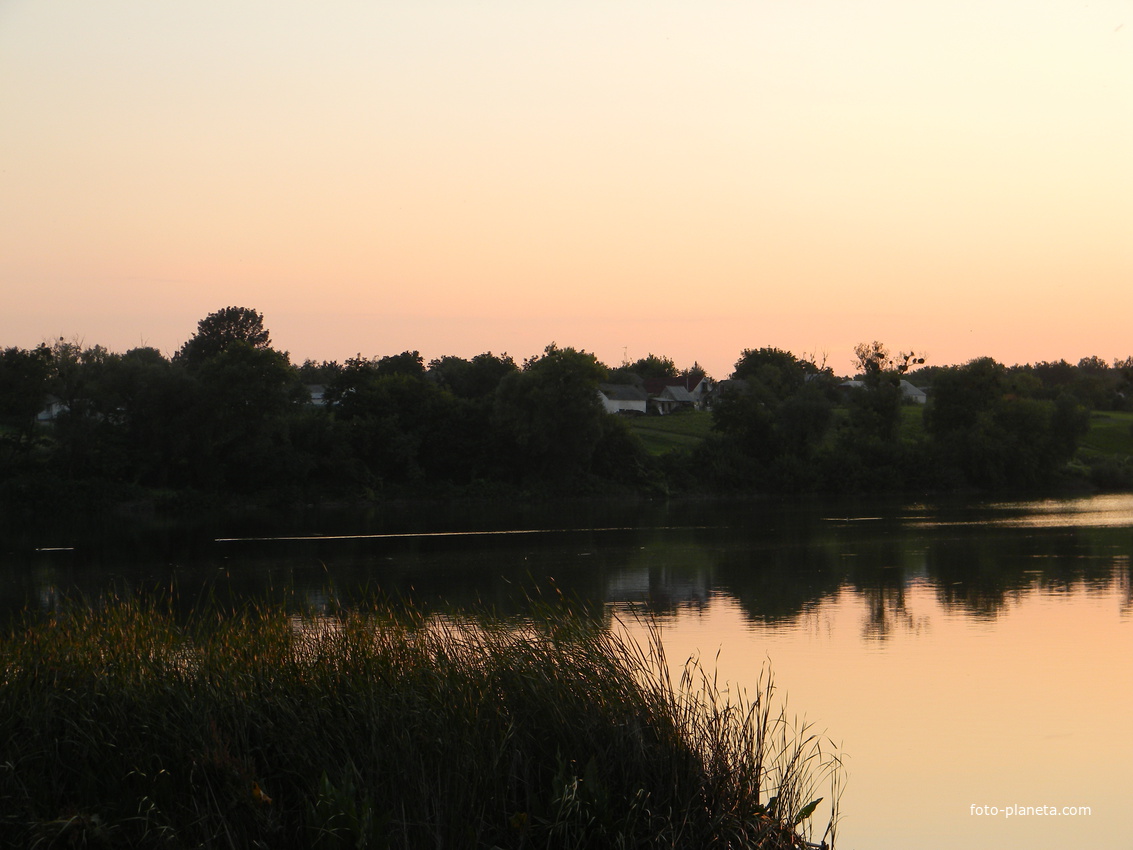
(305, 384), (328, 407)
(36, 395), (68, 423)
(643, 375), (714, 413)
(899, 380), (927, 404)
(597, 383), (649, 414)
(840, 379), (927, 404)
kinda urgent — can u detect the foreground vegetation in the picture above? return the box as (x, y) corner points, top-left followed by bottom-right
(0, 596), (840, 849)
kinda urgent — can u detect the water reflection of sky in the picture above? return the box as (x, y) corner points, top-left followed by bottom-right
(622, 576), (1133, 850)
(907, 493), (1133, 529)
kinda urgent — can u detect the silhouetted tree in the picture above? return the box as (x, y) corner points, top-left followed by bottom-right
(0, 344), (52, 467)
(852, 341), (924, 379)
(297, 359), (343, 385)
(428, 353), (517, 399)
(493, 344), (607, 480)
(176, 306), (271, 367)
(375, 351), (426, 379)
(707, 348), (835, 492)
(731, 347), (808, 405)
(628, 353), (679, 381)
(925, 358), (1089, 489)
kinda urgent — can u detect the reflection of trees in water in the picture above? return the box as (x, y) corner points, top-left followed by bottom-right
(604, 561), (713, 616)
(701, 529), (846, 624)
(1118, 556), (1133, 617)
(706, 516), (931, 632)
(927, 526), (1126, 617)
(842, 538), (930, 640)
(6, 499), (1131, 631)
(856, 577), (923, 641)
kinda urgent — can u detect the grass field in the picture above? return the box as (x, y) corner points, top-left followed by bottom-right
(898, 404), (925, 442)
(626, 404), (1133, 465)
(625, 407), (929, 456)
(627, 410), (715, 455)
(1078, 411), (1133, 458)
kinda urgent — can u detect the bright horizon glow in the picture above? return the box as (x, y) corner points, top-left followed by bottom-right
(2, 1), (1130, 378)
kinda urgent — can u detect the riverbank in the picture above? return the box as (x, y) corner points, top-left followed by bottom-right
(0, 596), (839, 849)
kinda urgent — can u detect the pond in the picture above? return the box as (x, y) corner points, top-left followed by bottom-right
(3, 493), (1130, 849)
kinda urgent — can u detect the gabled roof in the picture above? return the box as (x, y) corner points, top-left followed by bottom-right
(599, 383), (649, 402)
(643, 376), (707, 396)
(659, 385), (696, 403)
(841, 379), (927, 399)
(899, 380), (926, 396)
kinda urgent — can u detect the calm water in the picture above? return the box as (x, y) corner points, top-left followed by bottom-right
(3, 494), (1131, 849)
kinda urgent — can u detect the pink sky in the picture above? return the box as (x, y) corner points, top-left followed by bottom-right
(2, 1), (1130, 378)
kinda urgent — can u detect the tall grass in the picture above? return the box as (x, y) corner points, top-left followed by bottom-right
(0, 594), (840, 848)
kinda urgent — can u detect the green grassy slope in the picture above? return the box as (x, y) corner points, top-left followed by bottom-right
(1079, 411), (1133, 458)
(626, 411), (714, 455)
(625, 405), (1133, 469)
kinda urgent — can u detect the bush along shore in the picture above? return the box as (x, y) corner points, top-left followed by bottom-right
(0, 596), (840, 849)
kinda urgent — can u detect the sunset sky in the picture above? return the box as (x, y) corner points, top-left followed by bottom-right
(2, 1), (1130, 378)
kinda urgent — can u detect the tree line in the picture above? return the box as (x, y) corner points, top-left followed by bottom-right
(1, 306), (1129, 512)
(693, 344), (1106, 493)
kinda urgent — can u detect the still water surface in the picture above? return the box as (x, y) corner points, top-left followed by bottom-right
(3, 494), (1131, 849)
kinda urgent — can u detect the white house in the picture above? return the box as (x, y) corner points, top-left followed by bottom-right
(899, 380), (927, 404)
(649, 384), (696, 415)
(597, 384), (649, 414)
(839, 379), (927, 404)
(305, 384), (328, 407)
(644, 376), (714, 413)
(36, 395), (68, 423)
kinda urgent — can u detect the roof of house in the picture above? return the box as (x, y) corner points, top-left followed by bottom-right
(899, 380), (927, 397)
(659, 385), (696, 403)
(599, 383), (649, 402)
(841, 379), (927, 397)
(643, 376), (707, 396)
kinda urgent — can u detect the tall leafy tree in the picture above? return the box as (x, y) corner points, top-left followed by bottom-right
(493, 344), (607, 480)
(925, 358), (1088, 489)
(428, 353), (517, 399)
(608, 353), (683, 388)
(711, 347), (834, 484)
(170, 308), (309, 490)
(852, 341), (924, 379)
(0, 345), (52, 427)
(45, 342), (126, 479)
(0, 344), (52, 467)
(326, 356), (495, 487)
(102, 348), (196, 486)
(732, 347), (808, 406)
(375, 351), (426, 378)
(297, 359), (343, 385)
(628, 354), (678, 381)
(187, 342), (307, 490)
(176, 306), (272, 367)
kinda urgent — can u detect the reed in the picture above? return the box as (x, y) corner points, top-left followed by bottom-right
(0, 594), (840, 848)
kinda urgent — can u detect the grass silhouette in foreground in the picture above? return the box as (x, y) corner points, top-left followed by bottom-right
(0, 594), (841, 848)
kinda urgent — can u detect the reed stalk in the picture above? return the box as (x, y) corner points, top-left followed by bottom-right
(0, 594), (840, 848)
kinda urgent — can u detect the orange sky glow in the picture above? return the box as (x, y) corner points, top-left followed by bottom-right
(2, 1), (1130, 378)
